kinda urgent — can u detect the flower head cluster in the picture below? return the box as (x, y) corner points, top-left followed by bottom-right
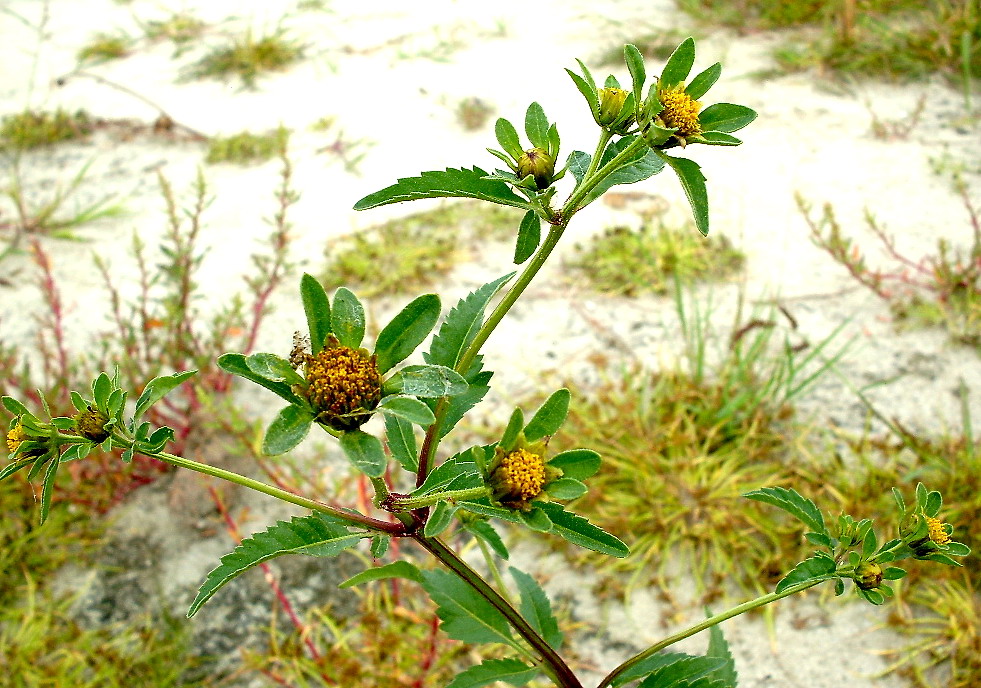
(896, 484), (969, 565)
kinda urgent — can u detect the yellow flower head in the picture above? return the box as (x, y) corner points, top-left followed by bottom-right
(304, 336), (382, 431)
(658, 88), (702, 137)
(926, 516), (951, 546)
(6, 421), (27, 455)
(489, 447), (548, 510)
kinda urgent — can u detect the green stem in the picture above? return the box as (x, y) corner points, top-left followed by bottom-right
(578, 129), (613, 190)
(597, 577), (831, 688)
(562, 136), (648, 219)
(396, 486), (490, 510)
(475, 535), (513, 605)
(140, 445), (403, 535)
(414, 535), (583, 688)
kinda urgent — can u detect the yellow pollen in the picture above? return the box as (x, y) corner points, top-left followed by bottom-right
(6, 422), (26, 454)
(659, 89), (702, 136)
(500, 449), (546, 501)
(926, 516), (951, 546)
(304, 341), (382, 430)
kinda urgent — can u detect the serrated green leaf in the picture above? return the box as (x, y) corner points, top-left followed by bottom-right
(340, 561), (424, 588)
(217, 353), (305, 406)
(524, 388), (571, 441)
(511, 566), (563, 649)
(421, 569), (517, 647)
(660, 37), (696, 88)
(706, 618), (738, 687)
(246, 353), (305, 385)
(467, 520), (509, 559)
(660, 153), (709, 236)
(353, 166), (529, 211)
(437, 368), (492, 439)
(188, 513), (361, 617)
(412, 453), (482, 497)
(384, 364), (468, 398)
(576, 138), (666, 207)
(611, 653), (708, 687)
(567, 150), (590, 185)
(331, 287), (365, 349)
(300, 273), (331, 354)
(133, 370), (197, 421)
(638, 654), (726, 688)
(458, 498), (522, 523)
(699, 103), (757, 133)
(425, 501), (457, 537)
(446, 658), (538, 688)
(495, 118), (523, 159)
(263, 406), (313, 456)
(378, 396), (436, 426)
(549, 449), (601, 480)
(375, 294), (441, 374)
(39, 451), (59, 524)
(514, 210), (541, 265)
(686, 62), (722, 99)
(775, 555), (837, 593)
(340, 430), (387, 477)
(425, 273), (515, 369)
(537, 502), (629, 557)
(743, 486), (827, 535)
(384, 412), (418, 472)
(525, 102), (549, 150)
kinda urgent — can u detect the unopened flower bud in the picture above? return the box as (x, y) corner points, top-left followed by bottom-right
(598, 87), (629, 126)
(75, 407), (110, 443)
(516, 148), (555, 191)
(854, 562), (883, 591)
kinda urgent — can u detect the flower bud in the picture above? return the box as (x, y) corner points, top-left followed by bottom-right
(598, 87), (629, 126)
(75, 407), (110, 443)
(853, 562), (883, 591)
(516, 148), (555, 191)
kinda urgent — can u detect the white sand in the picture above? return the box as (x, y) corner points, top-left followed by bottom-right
(2, 0), (979, 686)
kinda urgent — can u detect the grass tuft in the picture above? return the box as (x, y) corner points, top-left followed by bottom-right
(142, 12), (207, 55)
(77, 32), (132, 63)
(206, 127), (290, 165)
(0, 109), (93, 150)
(322, 201), (524, 297)
(563, 221), (744, 296)
(186, 29), (304, 88)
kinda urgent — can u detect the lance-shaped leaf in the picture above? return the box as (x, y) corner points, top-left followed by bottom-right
(624, 44), (646, 105)
(511, 567), (563, 649)
(421, 569), (518, 647)
(2, 396), (31, 417)
(514, 210), (541, 265)
(300, 273), (331, 354)
(637, 655), (727, 688)
(353, 166), (529, 211)
(218, 353), (306, 406)
(424, 501), (458, 537)
(446, 658), (538, 688)
(426, 272), (515, 369)
(571, 138), (666, 207)
(384, 364), (468, 398)
(412, 452), (482, 496)
(610, 653), (704, 687)
(744, 486), (827, 535)
(340, 561), (423, 588)
(686, 62), (722, 100)
(375, 294), (441, 374)
(340, 430), (387, 477)
(133, 370), (197, 421)
(548, 449), (601, 481)
(706, 619), (738, 687)
(659, 37), (696, 88)
(775, 554), (838, 593)
(384, 412), (418, 471)
(694, 131), (743, 146)
(467, 520), (509, 559)
(537, 502), (629, 557)
(188, 513), (362, 617)
(525, 102), (550, 150)
(378, 396), (436, 426)
(263, 405), (313, 456)
(524, 388), (571, 441)
(246, 353), (305, 385)
(495, 118), (523, 159)
(699, 103), (757, 133)
(660, 153), (709, 236)
(39, 450), (60, 524)
(331, 288), (365, 349)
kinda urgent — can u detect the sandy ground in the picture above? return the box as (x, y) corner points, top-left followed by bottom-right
(2, 0), (979, 686)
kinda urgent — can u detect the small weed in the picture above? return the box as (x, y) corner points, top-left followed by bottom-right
(310, 116), (373, 173)
(0, 109), (92, 150)
(142, 12), (207, 55)
(801, 179), (981, 348)
(77, 32), (132, 63)
(186, 29), (304, 88)
(563, 221), (744, 296)
(206, 127), (290, 165)
(322, 201), (523, 297)
(456, 97), (494, 131)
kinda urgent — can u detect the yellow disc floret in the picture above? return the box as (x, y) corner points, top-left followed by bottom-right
(926, 516), (951, 546)
(492, 448), (546, 507)
(658, 88), (702, 137)
(6, 421), (27, 455)
(304, 337), (382, 431)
